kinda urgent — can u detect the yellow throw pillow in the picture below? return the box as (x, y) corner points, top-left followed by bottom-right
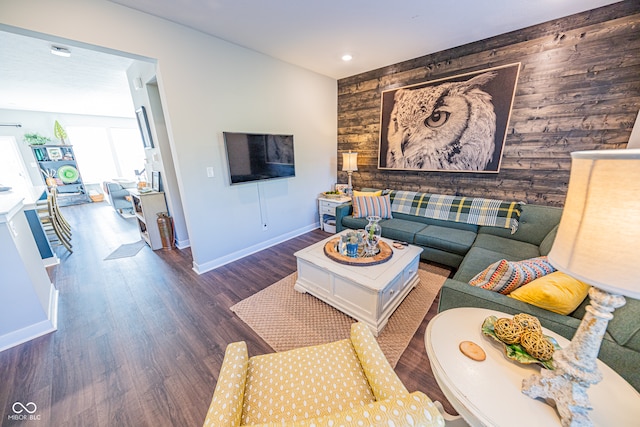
(508, 271), (590, 315)
(353, 190), (382, 197)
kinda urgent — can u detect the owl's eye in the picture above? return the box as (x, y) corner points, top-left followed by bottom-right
(424, 111), (450, 128)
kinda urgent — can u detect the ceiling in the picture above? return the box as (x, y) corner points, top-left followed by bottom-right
(0, 31), (137, 118)
(0, 0), (620, 117)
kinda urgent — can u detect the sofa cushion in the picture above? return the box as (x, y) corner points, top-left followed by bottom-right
(422, 247), (465, 269)
(252, 392), (444, 427)
(414, 225), (477, 256)
(605, 298), (640, 348)
(352, 194), (392, 219)
(538, 224), (559, 256)
(509, 271), (590, 315)
(378, 218), (428, 243)
(469, 256), (556, 295)
(341, 215), (369, 231)
(242, 339), (375, 425)
(392, 211), (479, 231)
(478, 204), (562, 246)
(472, 233), (541, 260)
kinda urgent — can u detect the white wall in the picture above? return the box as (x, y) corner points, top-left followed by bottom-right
(126, 60), (190, 249)
(0, 0), (337, 272)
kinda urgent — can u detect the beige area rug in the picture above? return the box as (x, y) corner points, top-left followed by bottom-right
(230, 263), (451, 367)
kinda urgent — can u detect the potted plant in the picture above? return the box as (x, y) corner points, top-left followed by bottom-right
(342, 230), (362, 257)
(24, 133), (51, 145)
(54, 120), (68, 144)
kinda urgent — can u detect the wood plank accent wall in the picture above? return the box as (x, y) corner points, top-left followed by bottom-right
(337, 1), (640, 206)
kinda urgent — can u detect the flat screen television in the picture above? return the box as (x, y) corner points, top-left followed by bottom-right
(223, 132), (295, 185)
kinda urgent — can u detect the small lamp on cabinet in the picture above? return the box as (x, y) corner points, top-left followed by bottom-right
(342, 151), (358, 195)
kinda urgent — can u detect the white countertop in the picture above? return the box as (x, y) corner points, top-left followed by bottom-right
(0, 185), (46, 222)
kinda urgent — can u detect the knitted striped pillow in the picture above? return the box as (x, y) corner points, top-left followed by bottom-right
(469, 256), (556, 295)
(352, 194), (393, 219)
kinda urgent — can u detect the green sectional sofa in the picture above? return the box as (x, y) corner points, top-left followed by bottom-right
(335, 189), (640, 391)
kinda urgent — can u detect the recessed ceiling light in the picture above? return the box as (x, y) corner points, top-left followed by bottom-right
(50, 46), (71, 57)
(341, 54), (353, 62)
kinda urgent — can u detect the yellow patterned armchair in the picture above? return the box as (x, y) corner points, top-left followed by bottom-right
(204, 322), (444, 427)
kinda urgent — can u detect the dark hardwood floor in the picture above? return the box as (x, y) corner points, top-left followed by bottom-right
(0, 201), (455, 426)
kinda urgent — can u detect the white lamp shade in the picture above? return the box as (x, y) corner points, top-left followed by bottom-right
(628, 110), (640, 149)
(548, 149), (640, 298)
(342, 152), (358, 172)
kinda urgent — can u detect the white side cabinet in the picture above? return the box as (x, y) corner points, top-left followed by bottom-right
(128, 190), (168, 250)
(318, 195), (350, 233)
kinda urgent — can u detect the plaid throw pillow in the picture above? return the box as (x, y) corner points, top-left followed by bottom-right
(469, 256), (556, 295)
(352, 194), (393, 219)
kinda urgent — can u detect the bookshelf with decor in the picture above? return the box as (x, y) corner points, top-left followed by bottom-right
(30, 145), (90, 206)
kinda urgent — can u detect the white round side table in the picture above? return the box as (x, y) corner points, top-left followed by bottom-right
(425, 307), (640, 427)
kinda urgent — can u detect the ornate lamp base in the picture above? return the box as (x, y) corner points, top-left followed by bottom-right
(521, 287), (625, 427)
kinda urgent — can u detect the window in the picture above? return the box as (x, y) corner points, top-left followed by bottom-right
(67, 126), (145, 185)
(0, 136), (32, 193)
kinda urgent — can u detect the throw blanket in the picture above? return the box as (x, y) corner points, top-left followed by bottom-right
(388, 190), (521, 233)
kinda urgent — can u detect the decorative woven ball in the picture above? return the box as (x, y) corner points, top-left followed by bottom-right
(520, 331), (555, 361)
(513, 313), (542, 334)
(493, 318), (523, 344)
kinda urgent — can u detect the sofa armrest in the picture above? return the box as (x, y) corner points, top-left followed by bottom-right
(203, 342), (249, 427)
(350, 322), (408, 401)
(438, 279), (583, 341)
(250, 392), (444, 427)
(335, 202), (353, 233)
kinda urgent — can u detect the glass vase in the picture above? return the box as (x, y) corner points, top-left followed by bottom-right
(364, 216), (382, 256)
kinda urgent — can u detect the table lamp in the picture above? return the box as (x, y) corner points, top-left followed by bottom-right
(522, 148), (640, 426)
(342, 151), (358, 195)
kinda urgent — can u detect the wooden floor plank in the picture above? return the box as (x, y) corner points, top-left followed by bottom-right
(0, 201), (455, 426)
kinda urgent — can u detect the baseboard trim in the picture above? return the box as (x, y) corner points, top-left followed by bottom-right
(42, 255), (60, 268)
(175, 238), (190, 249)
(0, 283), (58, 353)
(192, 224), (318, 274)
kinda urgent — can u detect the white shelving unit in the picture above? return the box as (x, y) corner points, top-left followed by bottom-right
(128, 189), (168, 250)
(30, 144), (90, 206)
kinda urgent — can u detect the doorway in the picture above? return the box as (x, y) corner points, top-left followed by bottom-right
(0, 28), (188, 251)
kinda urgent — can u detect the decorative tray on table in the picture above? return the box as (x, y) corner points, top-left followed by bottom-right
(482, 315), (561, 370)
(321, 191), (345, 199)
(323, 238), (393, 266)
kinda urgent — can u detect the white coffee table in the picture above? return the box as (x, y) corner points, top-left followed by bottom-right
(425, 307), (640, 426)
(294, 234), (422, 335)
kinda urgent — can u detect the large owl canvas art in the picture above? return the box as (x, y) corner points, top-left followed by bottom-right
(378, 63), (520, 172)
